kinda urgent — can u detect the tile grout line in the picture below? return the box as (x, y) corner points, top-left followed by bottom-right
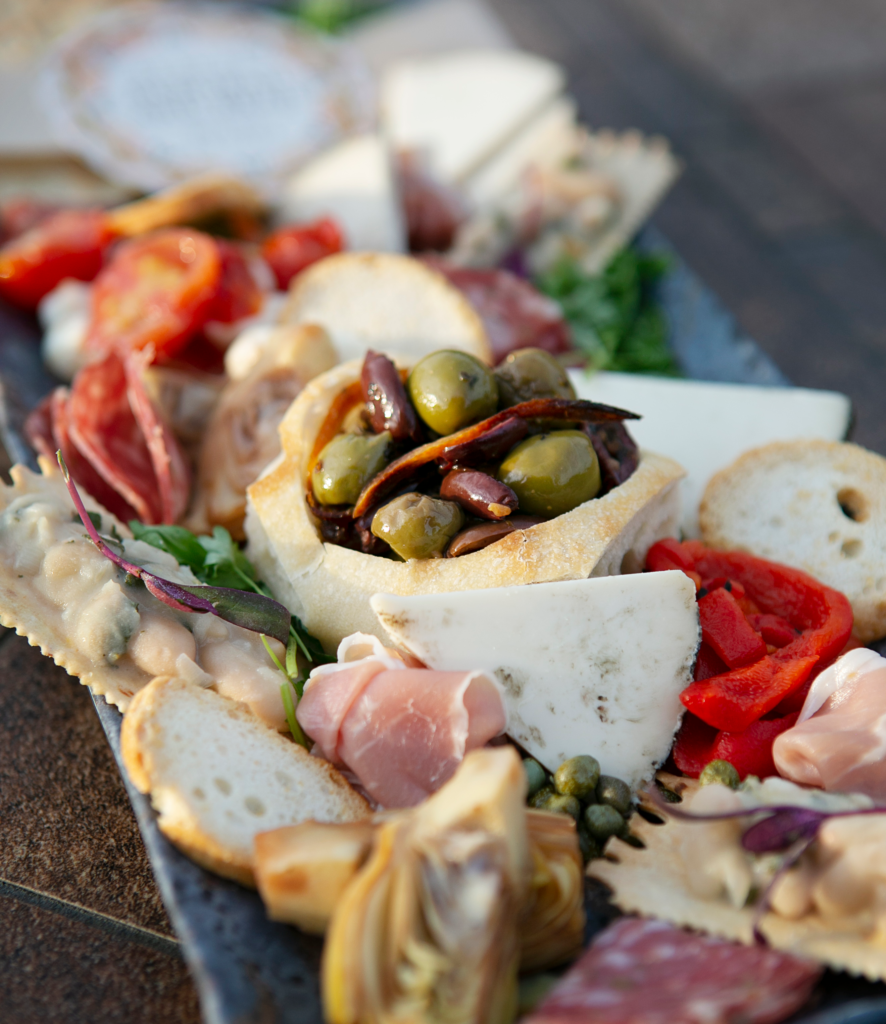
(0, 876), (182, 958)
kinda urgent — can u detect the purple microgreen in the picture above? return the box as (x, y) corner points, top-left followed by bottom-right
(741, 808), (828, 854)
(58, 451), (291, 645)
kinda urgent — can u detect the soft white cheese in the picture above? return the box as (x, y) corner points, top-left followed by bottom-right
(277, 134), (405, 253)
(38, 279), (92, 381)
(371, 571), (699, 787)
(570, 371), (852, 537)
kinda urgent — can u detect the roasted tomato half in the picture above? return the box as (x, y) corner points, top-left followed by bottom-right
(86, 228), (222, 358)
(0, 208), (116, 310)
(261, 217), (344, 290)
(206, 240), (264, 324)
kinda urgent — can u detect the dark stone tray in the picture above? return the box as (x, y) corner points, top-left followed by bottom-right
(2, 228), (886, 1023)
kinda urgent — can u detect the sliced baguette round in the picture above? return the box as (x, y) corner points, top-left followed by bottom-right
(279, 252), (492, 365)
(245, 358), (685, 652)
(699, 440), (886, 642)
(122, 675), (370, 886)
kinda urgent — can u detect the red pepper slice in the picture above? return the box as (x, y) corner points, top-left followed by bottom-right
(694, 642), (728, 682)
(261, 217), (344, 290)
(747, 613), (798, 649)
(672, 710), (800, 780)
(698, 587), (767, 668)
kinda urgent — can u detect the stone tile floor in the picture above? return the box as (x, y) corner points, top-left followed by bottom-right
(6, 0), (886, 1020)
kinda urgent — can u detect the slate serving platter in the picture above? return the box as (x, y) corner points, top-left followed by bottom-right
(2, 226), (886, 1024)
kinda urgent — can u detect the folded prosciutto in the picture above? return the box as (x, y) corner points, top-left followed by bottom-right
(774, 648), (886, 800)
(296, 633), (507, 808)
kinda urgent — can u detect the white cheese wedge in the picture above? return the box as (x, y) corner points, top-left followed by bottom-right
(380, 49), (564, 184)
(276, 134), (405, 253)
(371, 572), (699, 788)
(570, 371), (852, 538)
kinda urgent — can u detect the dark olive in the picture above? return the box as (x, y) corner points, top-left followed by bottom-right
(440, 467), (518, 519)
(595, 775), (633, 817)
(523, 758), (548, 799)
(445, 516), (545, 558)
(312, 431), (392, 506)
(495, 348), (576, 408)
(584, 803), (626, 844)
(554, 755), (601, 802)
(497, 431), (601, 518)
(407, 350), (498, 436)
(699, 760), (741, 789)
(361, 350), (421, 441)
(370, 492), (464, 560)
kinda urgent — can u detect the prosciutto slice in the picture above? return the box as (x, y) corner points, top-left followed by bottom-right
(296, 633), (507, 808)
(774, 648), (886, 799)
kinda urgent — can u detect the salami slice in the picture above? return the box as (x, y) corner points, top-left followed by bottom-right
(423, 257), (571, 363)
(527, 917), (821, 1024)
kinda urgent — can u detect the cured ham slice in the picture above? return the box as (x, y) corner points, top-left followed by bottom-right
(774, 648), (886, 800)
(296, 633), (507, 808)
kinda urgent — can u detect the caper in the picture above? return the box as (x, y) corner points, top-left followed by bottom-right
(595, 775), (633, 817)
(523, 758), (548, 799)
(584, 803), (626, 844)
(497, 431), (601, 518)
(699, 759), (741, 789)
(370, 492), (465, 560)
(495, 348), (576, 408)
(554, 755), (601, 802)
(312, 431), (392, 506)
(577, 823), (601, 863)
(407, 350), (498, 436)
(529, 785), (556, 809)
(537, 792), (582, 820)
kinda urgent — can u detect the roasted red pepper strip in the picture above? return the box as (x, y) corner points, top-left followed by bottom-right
(698, 587), (767, 668)
(672, 710), (800, 780)
(747, 613), (798, 649)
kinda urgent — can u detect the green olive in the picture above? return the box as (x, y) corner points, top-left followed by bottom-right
(595, 776), (633, 817)
(523, 758), (548, 799)
(312, 431), (392, 506)
(529, 785), (556, 809)
(583, 803), (626, 844)
(497, 431), (601, 518)
(370, 492), (465, 560)
(495, 348), (576, 408)
(699, 759), (741, 789)
(407, 350), (498, 436)
(537, 792), (582, 820)
(553, 755), (601, 802)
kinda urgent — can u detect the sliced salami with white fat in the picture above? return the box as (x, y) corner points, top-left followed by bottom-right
(527, 917), (821, 1024)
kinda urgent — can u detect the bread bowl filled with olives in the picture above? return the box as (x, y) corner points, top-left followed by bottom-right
(245, 347), (685, 650)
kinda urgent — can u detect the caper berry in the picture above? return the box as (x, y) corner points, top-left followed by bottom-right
(312, 431), (392, 506)
(538, 792), (582, 820)
(554, 755), (601, 802)
(529, 785), (556, 809)
(584, 803), (626, 844)
(523, 758), (548, 799)
(371, 492), (465, 560)
(577, 823), (601, 863)
(497, 431), (601, 518)
(495, 348), (576, 408)
(407, 350), (498, 436)
(699, 759), (741, 789)
(595, 775), (633, 817)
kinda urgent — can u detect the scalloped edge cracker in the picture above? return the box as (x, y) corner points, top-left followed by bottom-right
(590, 775), (886, 982)
(0, 459), (149, 710)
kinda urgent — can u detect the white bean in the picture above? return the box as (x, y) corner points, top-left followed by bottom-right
(128, 611), (197, 677)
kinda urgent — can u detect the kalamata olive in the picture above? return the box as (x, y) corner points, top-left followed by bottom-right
(497, 431), (601, 518)
(440, 467), (518, 520)
(596, 776), (633, 816)
(495, 348), (576, 408)
(361, 350), (420, 441)
(554, 755), (601, 802)
(445, 516), (545, 558)
(312, 431), (392, 506)
(584, 803), (626, 843)
(370, 492), (465, 560)
(523, 758), (548, 798)
(436, 416), (528, 471)
(407, 350), (498, 436)
(699, 759), (741, 789)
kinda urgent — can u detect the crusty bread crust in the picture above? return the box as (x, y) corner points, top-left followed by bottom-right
(699, 439), (886, 643)
(122, 676), (370, 886)
(245, 358), (685, 651)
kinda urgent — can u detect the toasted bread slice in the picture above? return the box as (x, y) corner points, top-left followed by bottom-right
(122, 675), (370, 886)
(279, 252), (491, 364)
(699, 440), (886, 642)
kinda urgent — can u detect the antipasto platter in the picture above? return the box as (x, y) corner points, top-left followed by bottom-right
(3, 26), (886, 1024)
